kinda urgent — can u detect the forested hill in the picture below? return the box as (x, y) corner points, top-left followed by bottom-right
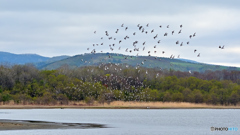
(39, 53), (239, 72)
(0, 63), (240, 106)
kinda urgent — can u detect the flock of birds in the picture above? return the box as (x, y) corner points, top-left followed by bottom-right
(90, 23), (225, 63)
(91, 23), (200, 59)
(81, 23), (226, 72)
(83, 23), (202, 74)
(80, 23), (226, 74)
(79, 23), (228, 73)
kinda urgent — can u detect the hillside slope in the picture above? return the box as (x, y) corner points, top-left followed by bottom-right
(39, 53), (239, 72)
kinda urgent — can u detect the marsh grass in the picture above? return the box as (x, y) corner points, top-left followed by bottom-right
(105, 101), (240, 109)
(0, 100), (239, 109)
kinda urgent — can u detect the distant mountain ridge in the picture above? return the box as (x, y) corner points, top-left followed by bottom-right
(0, 51), (239, 72)
(0, 51), (69, 66)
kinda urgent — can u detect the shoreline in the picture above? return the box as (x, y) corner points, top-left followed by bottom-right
(0, 101), (240, 109)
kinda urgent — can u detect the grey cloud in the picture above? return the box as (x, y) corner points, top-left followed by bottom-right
(0, 0), (240, 67)
(1, 0), (239, 15)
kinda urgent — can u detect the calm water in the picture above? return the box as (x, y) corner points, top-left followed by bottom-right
(0, 109), (239, 135)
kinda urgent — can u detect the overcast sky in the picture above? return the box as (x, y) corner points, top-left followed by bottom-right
(0, 0), (240, 67)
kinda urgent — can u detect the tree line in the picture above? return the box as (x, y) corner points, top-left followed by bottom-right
(0, 64), (239, 105)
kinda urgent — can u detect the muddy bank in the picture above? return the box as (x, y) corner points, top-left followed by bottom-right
(0, 119), (107, 130)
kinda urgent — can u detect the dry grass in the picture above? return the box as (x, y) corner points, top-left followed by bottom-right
(0, 100), (240, 109)
(105, 101), (240, 109)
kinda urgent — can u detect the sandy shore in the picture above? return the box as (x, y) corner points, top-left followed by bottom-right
(0, 101), (239, 109)
(0, 119), (107, 130)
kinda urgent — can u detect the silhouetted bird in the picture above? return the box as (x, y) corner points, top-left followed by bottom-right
(154, 34), (158, 39)
(178, 30), (181, 34)
(219, 45), (224, 49)
(180, 42), (183, 46)
(193, 33), (196, 37)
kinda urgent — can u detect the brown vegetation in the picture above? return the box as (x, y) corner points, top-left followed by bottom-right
(0, 100), (239, 109)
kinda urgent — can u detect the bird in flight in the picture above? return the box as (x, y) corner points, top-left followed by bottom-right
(219, 45), (224, 49)
(178, 30), (181, 34)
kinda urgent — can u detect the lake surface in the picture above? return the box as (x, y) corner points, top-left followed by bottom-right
(0, 109), (239, 135)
